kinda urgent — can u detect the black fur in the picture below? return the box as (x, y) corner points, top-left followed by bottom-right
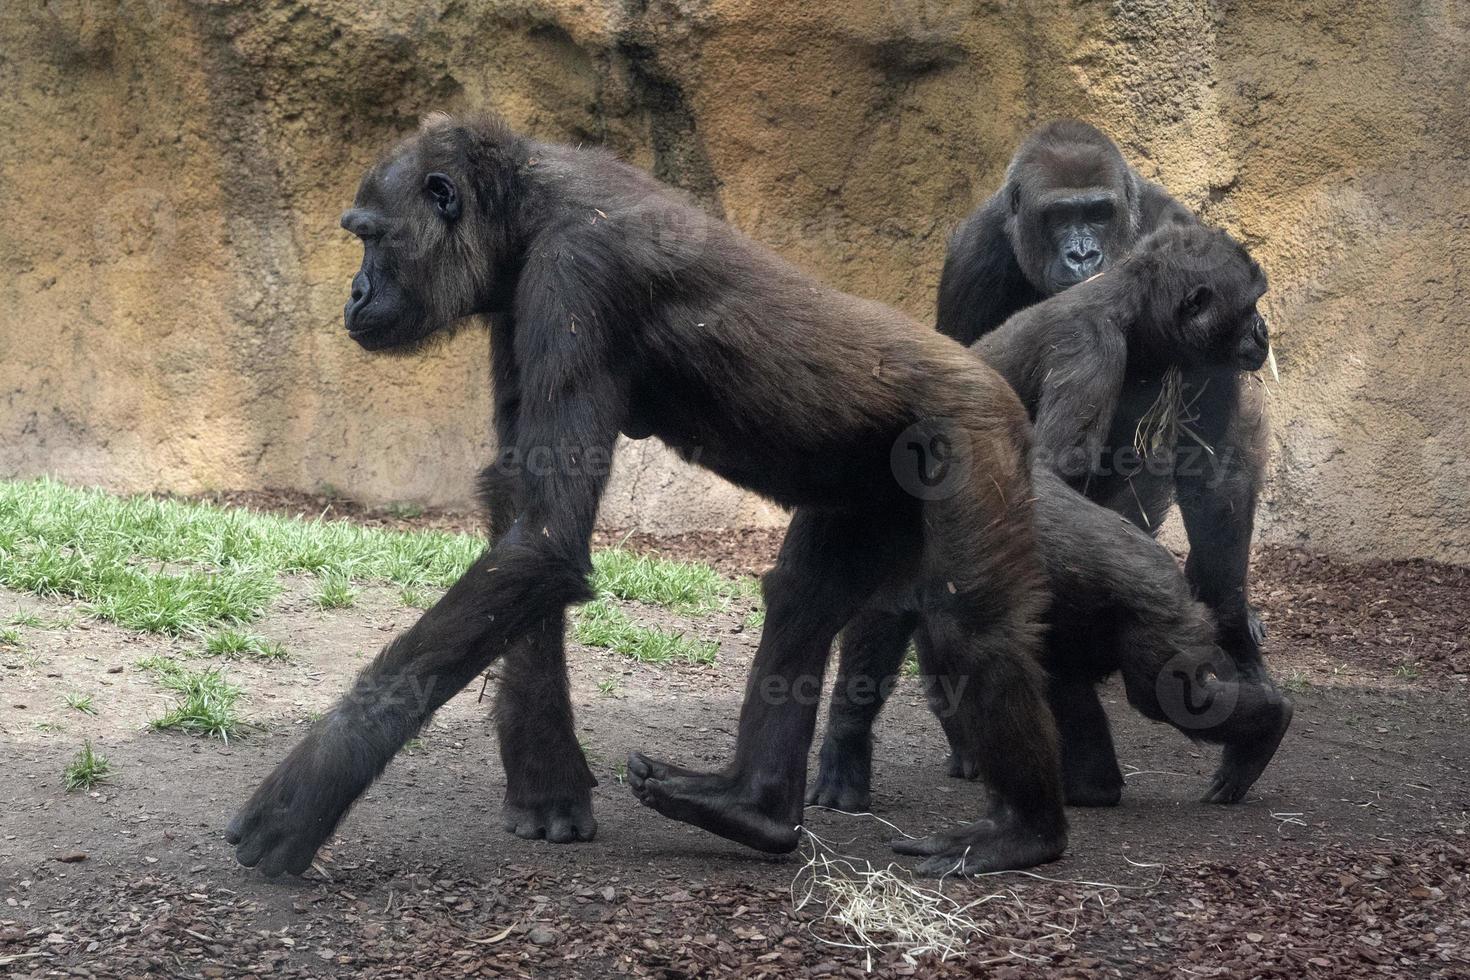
(936, 120), (1194, 347)
(810, 228), (1291, 812)
(937, 120), (1268, 666)
(226, 114), (1066, 879)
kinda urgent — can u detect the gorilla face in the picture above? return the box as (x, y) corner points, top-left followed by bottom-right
(1174, 286), (1270, 372)
(340, 201), (433, 351)
(1141, 225), (1271, 373)
(1004, 125), (1140, 297)
(339, 120), (505, 353)
(1014, 189), (1133, 294)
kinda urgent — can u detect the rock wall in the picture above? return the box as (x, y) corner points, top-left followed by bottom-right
(1, 0), (1467, 561)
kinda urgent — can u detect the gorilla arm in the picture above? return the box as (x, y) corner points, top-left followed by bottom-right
(1024, 320), (1128, 486)
(936, 195), (1043, 345)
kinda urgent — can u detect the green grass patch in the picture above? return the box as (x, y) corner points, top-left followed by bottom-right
(136, 654), (183, 681)
(7, 612), (45, 628)
(313, 573), (358, 610)
(148, 665), (245, 741)
(63, 740), (112, 792)
(63, 692), (96, 715)
(201, 628), (287, 661)
(902, 644), (920, 678)
(0, 480), (747, 641)
(596, 677), (620, 697)
(86, 567), (279, 633)
(574, 599), (717, 665)
(0, 478), (481, 633)
(591, 548), (740, 613)
(0, 626), (20, 647)
(35, 721), (64, 734)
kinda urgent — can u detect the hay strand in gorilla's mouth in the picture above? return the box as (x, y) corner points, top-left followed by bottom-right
(1133, 366), (1214, 459)
(790, 825), (1128, 969)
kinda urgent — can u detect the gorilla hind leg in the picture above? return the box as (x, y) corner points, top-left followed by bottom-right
(897, 606), (1066, 876)
(629, 506), (905, 853)
(807, 608), (917, 812)
(1049, 669), (1124, 807)
(889, 472), (1067, 877)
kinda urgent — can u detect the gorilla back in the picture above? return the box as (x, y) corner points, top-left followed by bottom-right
(227, 113), (1066, 879)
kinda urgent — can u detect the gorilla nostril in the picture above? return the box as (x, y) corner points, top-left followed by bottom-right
(349, 272), (371, 310)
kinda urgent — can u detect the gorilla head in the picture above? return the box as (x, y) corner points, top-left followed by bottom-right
(1003, 120), (1141, 295)
(1133, 224), (1270, 373)
(338, 114), (522, 352)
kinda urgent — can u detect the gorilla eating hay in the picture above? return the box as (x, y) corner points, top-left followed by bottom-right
(937, 120), (1270, 676)
(811, 225), (1293, 811)
(226, 113), (1069, 878)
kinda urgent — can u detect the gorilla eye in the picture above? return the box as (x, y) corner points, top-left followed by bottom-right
(424, 172), (461, 222)
(1084, 200), (1115, 223)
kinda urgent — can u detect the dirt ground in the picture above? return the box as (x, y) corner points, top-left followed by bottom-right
(1, 498), (1467, 978)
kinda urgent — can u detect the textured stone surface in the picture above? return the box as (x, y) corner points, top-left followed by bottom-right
(1, 0), (1466, 559)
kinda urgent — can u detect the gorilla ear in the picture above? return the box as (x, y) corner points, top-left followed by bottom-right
(1181, 285), (1212, 316)
(1008, 183), (1023, 215)
(424, 172), (461, 221)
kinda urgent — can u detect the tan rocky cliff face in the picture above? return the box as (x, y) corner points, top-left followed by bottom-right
(1, 0), (1466, 561)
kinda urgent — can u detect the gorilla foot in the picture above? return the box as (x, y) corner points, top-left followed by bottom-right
(1063, 768), (1124, 808)
(945, 751), (981, 780)
(891, 806), (1066, 876)
(227, 741), (360, 877)
(503, 794), (596, 843)
(627, 752), (799, 853)
(1248, 604), (1268, 648)
(806, 737), (873, 812)
(1202, 696), (1293, 804)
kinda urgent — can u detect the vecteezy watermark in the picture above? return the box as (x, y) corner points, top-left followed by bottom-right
(1153, 649), (1242, 731)
(1041, 442), (1242, 484)
(753, 670), (969, 719)
(490, 442), (619, 480)
(890, 417), (974, 500)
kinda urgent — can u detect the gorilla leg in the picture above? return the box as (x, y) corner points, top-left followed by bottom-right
(628, 507), (904, 852)
(1115, 614), (1291, 804)
(1048, 659), (1125, 807)
(1176, 375), (1268, 669)
(890, 477), (1067, 876)
(925, 626), (1123, 805)
(495, 615), (597, 842)
(479, 464), (596, 843)
(806, 608), (917, 811)
(226, 540), (590, 876)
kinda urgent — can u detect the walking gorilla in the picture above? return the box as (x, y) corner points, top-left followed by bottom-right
(937, 120), (1269, 671)
(811, 225), (1292, 810)
(226, 113), (1068, 879)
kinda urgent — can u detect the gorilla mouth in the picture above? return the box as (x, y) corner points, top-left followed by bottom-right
(349, 323), (400, 351)
(1238, 349), (1269, 372)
